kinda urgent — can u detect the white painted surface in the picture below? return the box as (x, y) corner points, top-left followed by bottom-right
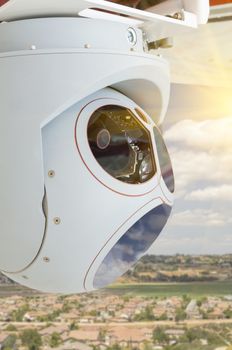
(147, 0), (209, 24)
(0, 0), (198, 41)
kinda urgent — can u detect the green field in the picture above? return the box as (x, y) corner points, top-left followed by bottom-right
(1, 281), (232, 298)
(108, 281), (232, 298)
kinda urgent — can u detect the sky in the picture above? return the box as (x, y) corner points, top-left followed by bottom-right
(149, 19), (232, 255)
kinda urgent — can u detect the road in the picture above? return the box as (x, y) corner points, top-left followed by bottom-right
(1, 319), (232, 329)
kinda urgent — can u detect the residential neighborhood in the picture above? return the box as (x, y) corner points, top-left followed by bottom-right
(0, 255), (232, 350)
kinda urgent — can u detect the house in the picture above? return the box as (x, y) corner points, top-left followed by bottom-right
(66, 330), (99, 343)
(79, 317), (95, 324)
(185, 300), (202, 320)
(109, 325), (150, 345)
(23, 310), (49, 322)
(165, 329), (185, 337)
(58, 312), (81, 323)
(62, 340), (93, 350)
(40, 324), (68, 337)
(208, 307), (225, 319)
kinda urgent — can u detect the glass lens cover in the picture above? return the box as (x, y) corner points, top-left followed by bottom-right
(87, 105), (156, 184)
(93, 203), (172, 289)
(153, 127), (175, 193)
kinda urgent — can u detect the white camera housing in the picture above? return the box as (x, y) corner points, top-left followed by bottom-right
(0, 0), (208, 293)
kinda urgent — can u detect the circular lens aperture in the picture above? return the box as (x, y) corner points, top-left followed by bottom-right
(96, 129), (111, 150)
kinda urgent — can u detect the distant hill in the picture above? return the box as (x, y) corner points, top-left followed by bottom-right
(0, 272), (15, 285)
(120, 254), (232, 283)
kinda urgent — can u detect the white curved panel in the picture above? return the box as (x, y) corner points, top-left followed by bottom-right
(0, 0), (198, 40)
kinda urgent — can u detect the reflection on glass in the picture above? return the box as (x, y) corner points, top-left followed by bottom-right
(93, 204), (172, 289)
(153, 127), (175, 193)
(87, 105), (156, 184)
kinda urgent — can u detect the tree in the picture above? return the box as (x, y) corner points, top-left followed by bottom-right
(134, 306), (155, 321)
(180, 327), (223, 346)
(98, 328), (107, 342)
(37, 309), (61, 322)
(109, 344), (121, 350)
(20, 329), (42, 350)
(5, 324), (17, 332)
(152, 327), (169, 344)
(49, 332), (62, 348)
(144, 306), (155, 321)
(143, 342), (154, 350)
(12, 304), (29, 322)
(182, 295), (191, 307)
(61, 301), (71, 313)
(158, 312), (168, 321)
(175, 308), (186, 322)
(224, 308), (232, 319)
(184, 329), (199, 343)
(2, 334), (17, 349)
(69, 322), (79, 331)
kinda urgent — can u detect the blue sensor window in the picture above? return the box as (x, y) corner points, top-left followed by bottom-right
(93, 204), (172, 289)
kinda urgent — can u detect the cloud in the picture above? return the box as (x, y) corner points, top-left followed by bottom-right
(170, 149), (232, 191)
(186, 185), (232, 201)
(151, 116), (232, 254)
(165, 117), (232, 152)
(170, 209), (231, 227)
(150, 231), (232, 255)
(164, 117), (232, 191)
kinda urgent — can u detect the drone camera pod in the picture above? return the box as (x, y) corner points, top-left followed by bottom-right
(0, 0), (209, 293)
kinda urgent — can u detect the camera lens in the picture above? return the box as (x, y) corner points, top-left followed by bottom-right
(96, 129), (111, 150)
(87, 105), (156, 184)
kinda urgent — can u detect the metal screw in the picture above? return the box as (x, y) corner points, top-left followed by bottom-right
(127, 28), (137, 46)
(48, 170), (55, 178)
(54, 217), (61, 225)
(172, 11), (184, 20)
(43, 257), (50, 263)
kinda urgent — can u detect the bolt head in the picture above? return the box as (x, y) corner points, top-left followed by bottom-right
(48, 170), (55, 178)
(127, 28), (137, 46)
(54, 217), (61, 225)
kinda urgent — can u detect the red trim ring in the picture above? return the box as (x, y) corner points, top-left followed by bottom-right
(0, 0), (9, 6)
